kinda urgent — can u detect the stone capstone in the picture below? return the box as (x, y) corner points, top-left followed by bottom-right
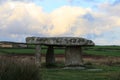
(26, 37), (95, 46)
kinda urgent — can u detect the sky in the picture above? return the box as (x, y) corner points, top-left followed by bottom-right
(0, 0), (120, 45)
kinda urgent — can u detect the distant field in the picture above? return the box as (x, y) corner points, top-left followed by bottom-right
(0, 47), (65, 55)
(0, 45), (120, 57)
(84, 46), (120, 57)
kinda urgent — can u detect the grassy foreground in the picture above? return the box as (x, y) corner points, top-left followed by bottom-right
(0, 56), (120, 80)
(42, 66), (120, 80)
(0, 45), (120, 80)
(0, 57), (42, 80)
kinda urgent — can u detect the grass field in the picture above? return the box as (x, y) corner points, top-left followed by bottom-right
(42, 57), (120, 80)
(0, 45), (120, 56)
(1, 55), (120, 80)
(0, 45), (120, 80)
(84, 46), (120, 57)
(0, 48), (64, 55)
(42, 66), (120, 80)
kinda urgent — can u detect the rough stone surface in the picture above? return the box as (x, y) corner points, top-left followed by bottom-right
(26, 37), (95, 46)
(35, 45), (41, 67)
(46, 46), (55, 65)
(65, 46), (83, 66)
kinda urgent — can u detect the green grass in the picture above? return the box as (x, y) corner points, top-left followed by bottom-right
(85, 45), (119, 49)
(42, 65), (120, 80)
(0, 56), (120, 80)
(84, 50), (120, 57)
(0, 47), (65, 55)
(1, 57), (120, 80)
(0, 45), (120, 56)
(0, 58), (41, 80)
(83, 46), (120, 57)
(0, 45), (120, 80)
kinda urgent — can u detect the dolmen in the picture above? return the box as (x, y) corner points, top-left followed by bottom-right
(26, 37), (95, 68)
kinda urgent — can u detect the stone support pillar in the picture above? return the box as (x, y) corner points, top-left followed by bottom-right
(35, 45), (41, 67)
(46, 46), (55, 65)
(65, 46), (83, 67)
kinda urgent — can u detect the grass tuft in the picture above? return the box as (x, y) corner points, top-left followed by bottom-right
(0, 57), (42, 80)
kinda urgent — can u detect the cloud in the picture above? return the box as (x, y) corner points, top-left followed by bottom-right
(0, 2), (91, 37)
(67, 0), (97, 3)
(0, 2), (48, 37)
(0, 1), (120, 45)
(66, 0), (101, 6)
(49, 6), (91, 36)
(0, 0), (43, 5)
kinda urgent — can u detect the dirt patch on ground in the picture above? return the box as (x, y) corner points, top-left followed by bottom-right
(0, 54), (120, 66)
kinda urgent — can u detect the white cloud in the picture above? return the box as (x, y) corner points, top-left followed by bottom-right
(0, 0), (41, 4)
(49, 6), (91, 36)
(0, 1), (120, 45)
(0, 2), (48, 35)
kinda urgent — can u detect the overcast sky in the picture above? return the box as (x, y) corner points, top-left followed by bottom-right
(0, 0), (120, 45)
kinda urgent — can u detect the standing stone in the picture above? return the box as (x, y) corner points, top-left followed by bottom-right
(35, 45), (41, 67)
(65, 46), (83, 66)
(46, 46), (55, 66)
